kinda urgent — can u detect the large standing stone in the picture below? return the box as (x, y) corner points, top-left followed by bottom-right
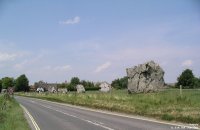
(126, 61), (165, 93)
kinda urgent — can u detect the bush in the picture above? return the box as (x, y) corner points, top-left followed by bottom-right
(66, 84), (76, 91)
(1, 77), (14, 89)
(85, 87), (100, 91)
(161, 114), (175, 121)
(111, 76), (128, 89)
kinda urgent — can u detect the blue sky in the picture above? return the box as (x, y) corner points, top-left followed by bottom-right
(0, 0), (200, 84)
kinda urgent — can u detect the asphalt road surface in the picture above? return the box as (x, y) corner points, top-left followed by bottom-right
(15, 96), (198, 130)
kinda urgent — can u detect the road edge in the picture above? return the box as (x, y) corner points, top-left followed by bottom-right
(20, 104), (41, 130)
(18, 96), (199, 130)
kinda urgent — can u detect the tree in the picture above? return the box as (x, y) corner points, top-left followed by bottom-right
(80, 80), (99, 91)
(2, 77), (14, 89)
(193, 77), (200, 88)
(80, 80), (87, 87)
(80, 80), (95, 88)
(57, 83), (67, 88)
(70, 77), (80, 85)
(0, 79), (2, 92)
(15, 74), (29, 92)
(65, 77), (80, 91)
(176, 69), (195, 89)
(111, 76), (128, 89)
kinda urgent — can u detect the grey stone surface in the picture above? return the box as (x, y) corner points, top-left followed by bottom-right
(126, 61), (165, 93)
(76, 84), (85, 93)
(58, 88), (68, 94)
(99, 82), (111, 92)
(1, 89), (7, 94)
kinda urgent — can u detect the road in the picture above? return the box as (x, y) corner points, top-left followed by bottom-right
(15, 96), (197, 130)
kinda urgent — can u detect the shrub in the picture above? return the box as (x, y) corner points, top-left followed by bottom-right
(161, 114), (175, 121)
(85, 87), (100, 91)
(111, 76), (128, 89)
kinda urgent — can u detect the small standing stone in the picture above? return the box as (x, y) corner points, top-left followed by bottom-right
(76, 84), (85, 93)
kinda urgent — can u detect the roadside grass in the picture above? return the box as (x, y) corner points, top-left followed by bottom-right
(17, 89), (200, 125)
(0, 94), (30, 130)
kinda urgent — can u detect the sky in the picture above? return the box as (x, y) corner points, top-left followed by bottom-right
(0, 0), (200, 84)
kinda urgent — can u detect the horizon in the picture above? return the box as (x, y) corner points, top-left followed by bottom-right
(0, 0), (200, 84)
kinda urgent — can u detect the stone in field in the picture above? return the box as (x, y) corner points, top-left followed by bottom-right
(99, 82), (111, 92)
(126, 61), (165, 93)
(76, 84), (85, 93)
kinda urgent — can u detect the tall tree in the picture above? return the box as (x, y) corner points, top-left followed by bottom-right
(15, 74), (29, 92)
(176, 69), (195, 88)
(2, 77), (14, 89)
(0, 79), (2, 92)
(70, 77), (80, 85)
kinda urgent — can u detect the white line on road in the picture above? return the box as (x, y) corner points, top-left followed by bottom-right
(34, 98), (199, 129)
(20, 96), (199, 130)
(20, 104), (40, 130)
(33, 102), (115, 130)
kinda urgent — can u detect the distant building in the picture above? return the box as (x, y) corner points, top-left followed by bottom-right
(99, 82), (112, 92)
(34, 81), (58, 93)
(36, 87), (44, 93)
(29, 85), (36, 92)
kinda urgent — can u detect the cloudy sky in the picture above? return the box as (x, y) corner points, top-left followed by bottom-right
(0, 0), (200, 84)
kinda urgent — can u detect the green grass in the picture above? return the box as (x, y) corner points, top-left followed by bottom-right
(17, 89), (200, 125)
(0, 94), (30, 130)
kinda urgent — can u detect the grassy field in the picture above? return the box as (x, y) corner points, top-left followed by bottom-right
(17, 89), (200, 125)
(0, 94), (30, 130)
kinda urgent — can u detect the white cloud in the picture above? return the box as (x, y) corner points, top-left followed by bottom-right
(54, 65), (71, 71)
(181, 60), (193, 67)
(94, 62), (111, 73)
(44, 65), (71, 71)
(0, 52), (17, 61)
(14, 60), (28, 70)
(13, 54), (44, 70)
(59, 16), (80, 25)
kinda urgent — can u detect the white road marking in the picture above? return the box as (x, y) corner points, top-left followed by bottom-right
(31, 102), (115, 130)
(20, 104), (40, 130)
(20, 96), (200, 130)
(84, 120), (114, 130)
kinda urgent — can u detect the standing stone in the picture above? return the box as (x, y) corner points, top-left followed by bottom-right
(99, 82), (111, 92)
(58, 88), (68, 94)
(126, 61), (165, 93)
(76, 84), (85, 93)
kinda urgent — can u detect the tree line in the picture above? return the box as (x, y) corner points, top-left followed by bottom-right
(57, 77), (100, 91)
(0, 74), (29, 92)
(0, 69), (199, 92)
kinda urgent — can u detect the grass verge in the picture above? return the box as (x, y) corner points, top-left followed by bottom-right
(17, 89), (200, 125)
(0, 94), (30, 130)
